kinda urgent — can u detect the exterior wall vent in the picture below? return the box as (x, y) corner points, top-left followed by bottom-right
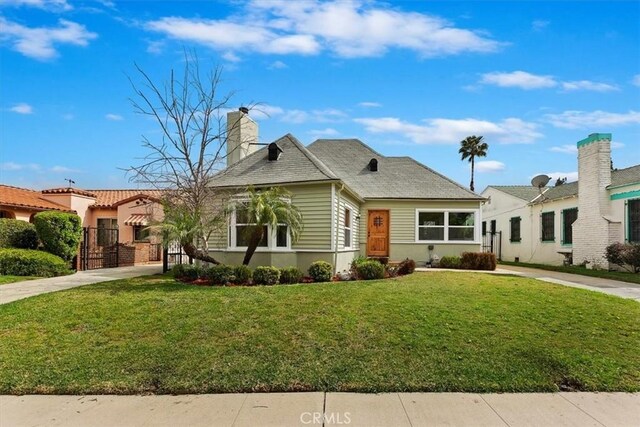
(268, 142), (282, 161)
(368, 158), (378, 172)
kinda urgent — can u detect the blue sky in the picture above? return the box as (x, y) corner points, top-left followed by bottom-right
(1, 0), (639, 191)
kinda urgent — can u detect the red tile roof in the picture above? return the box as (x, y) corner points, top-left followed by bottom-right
(0, 185), (72, 212)
(86, 190), (164, 208)
(41, 187), (97, 197)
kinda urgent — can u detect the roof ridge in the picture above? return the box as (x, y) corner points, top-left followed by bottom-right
(0, 183), (41, 193)
(309, 138), (386, 159)
(284, 134), (338, 180)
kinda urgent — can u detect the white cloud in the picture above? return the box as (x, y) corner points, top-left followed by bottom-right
(550, 144), (577, 154)
(145, 0), (502, 59)
(0, 0), (72, 11)
(544, 110), (640, 129)
(268, 60), (288, 69)
(354, 116), (542, 144)
(632, 74), (640, 87)
(531, 20), (549, 31)
(105, 113), (123, 121)
(358, 101), (382, 108)
(10, 102), (33, 114)
(222, 51), (241, 62)
(561, 80), (618, 92)
(537, 171), (579, 183)
(50, 165), (79, 173)
(308, 128), (339, 137)
(476, 160), (505, 173)
(0, 162), (41, 171)
(480, 71), (557, 89)
(146, 40), (164, 54)
(611, 141), (625, 149)
(248, 104), (285, 120)
(0, 17), (97, 60)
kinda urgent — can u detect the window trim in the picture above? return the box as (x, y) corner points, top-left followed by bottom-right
(132, 224), (150, 242)
(343, 207), (353, 249)
(415, 209), (480, 244)
(228, 203), (292, 251)
(627, 198), (640, 243)
(561, 207), (578, 246)
(541, 211), (555, 242)
(509, 216), (521, 243)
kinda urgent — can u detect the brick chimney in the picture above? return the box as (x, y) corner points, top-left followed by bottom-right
(572, 133), (612, 268)
(226, 107), (258, 167)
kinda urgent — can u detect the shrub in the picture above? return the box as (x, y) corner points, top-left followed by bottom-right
(232, 265), (252, 284)
(0, 219), (38, 249)
(356, 260), (385, 280)
(460, 252), (497, 271)
(397, 258), (416, 275)
(606, 242), (640, 273)
(438, 256), (462, 269)
(33, 211), (82, 261)
(253, 266), (280, 285)
(0, 248), (71, 277)
(173, 264), (200, 281)
(308, 260), (332, 282)
(280, 266), (303, 284)
(203, 264), (234, 285)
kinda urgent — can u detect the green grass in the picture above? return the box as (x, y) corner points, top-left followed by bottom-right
(499, 260), (640, 284)
(0, 272), (639, 395)
(0, 275), (37, 285)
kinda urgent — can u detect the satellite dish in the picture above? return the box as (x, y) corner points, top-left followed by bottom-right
(531, 174), (551, 189)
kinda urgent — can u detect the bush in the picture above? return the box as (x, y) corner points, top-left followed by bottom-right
(606, 242), (640, 273)
(253, 266), (280, 285)
(356, 260), (385, 280)
(0, 248), (71, 277)
(397, 258), (416, 275)
(173, 264), (201, 281)
(280, 266), (303, 284)
(460, 252), (497, 270)
(438, 256), (462, 269)
(0, 219), (38, 249)
(33, 211), (82, 261)
(308, 260), (333, 282)
(232, 265), (252, 284)
(203, 264), (234, 285)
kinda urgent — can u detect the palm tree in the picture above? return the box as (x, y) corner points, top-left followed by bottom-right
(236, 186), (303, 265)
(459, 135), (488, 192)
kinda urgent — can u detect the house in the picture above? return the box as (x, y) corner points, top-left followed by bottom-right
(206, 108), (485, 272)
(481, 133), (640, 268)
(0, 185), (164, 267)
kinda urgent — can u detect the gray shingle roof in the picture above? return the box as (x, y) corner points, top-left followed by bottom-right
(209, 134), (337, 187)
(487, 186), (542, 202)
(610, 164), (640, 188)
(307, 139), (481, 200)
(541, 181), (579, 201)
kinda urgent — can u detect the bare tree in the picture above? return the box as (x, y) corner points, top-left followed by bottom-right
(126, 52), (248, 263)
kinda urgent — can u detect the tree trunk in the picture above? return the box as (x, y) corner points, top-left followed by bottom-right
(182, 242), (220, 264)
(470, 157), (475, 192)
(243, 227), (265, 265)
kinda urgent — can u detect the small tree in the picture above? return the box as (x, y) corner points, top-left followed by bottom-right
(459, 135), (488, 192)
(235, 187), (303, 265)
(33, 211), (82, 261)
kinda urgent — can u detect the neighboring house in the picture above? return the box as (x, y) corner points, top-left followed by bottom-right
(206, 109), (484, 272)
(482, 133), (640, 268)
(0, 184), (164, 266)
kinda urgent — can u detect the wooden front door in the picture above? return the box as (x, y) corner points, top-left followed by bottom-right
(367, 210), (390, 257)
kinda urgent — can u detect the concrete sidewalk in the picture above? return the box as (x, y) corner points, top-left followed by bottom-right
(1, 392), (638, 427)
(0, 264), (163, 305)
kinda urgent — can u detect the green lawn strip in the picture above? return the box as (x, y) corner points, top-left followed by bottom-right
(499, 260), (640, 284)
(0, 275), (38, 285)
(0, 272), (638, 394)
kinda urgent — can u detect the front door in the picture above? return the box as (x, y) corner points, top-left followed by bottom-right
(367, 210), (390, 257)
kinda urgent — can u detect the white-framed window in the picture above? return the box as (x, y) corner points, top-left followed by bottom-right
(415, 209), (478, 243)
(228, 204), (291, 250)
(344, 207), (352, 249)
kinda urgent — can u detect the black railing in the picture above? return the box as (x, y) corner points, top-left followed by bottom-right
(80, 227), (119, 270)
(482, 231), (502, 261)
(162, 241), (191, 273)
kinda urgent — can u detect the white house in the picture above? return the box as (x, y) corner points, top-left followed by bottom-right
(481, 133), (640, 267)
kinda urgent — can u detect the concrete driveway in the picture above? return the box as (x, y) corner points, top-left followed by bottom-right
(0, 264), (163, 305)
(497, 264), (640, 302)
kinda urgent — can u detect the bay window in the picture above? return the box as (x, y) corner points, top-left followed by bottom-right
(416, 210), (478, 242)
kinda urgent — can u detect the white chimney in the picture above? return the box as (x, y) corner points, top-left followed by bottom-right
(226, 107), (258, 167)
(573, 133), (612, 268)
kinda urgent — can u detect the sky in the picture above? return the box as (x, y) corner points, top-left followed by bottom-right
(1, 0), (639, 192)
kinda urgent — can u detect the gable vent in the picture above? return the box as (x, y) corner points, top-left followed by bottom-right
(268, 142), (283, 161)
(368, 158), (378, 172)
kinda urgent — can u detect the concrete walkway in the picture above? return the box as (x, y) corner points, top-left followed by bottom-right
(0, 264), (163, 305)
(1, 392), (638, 427)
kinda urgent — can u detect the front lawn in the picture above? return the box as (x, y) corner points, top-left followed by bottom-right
(0, 272), (638, 394)
(0, 275), (37, 285)
(499, 260), (640, 284)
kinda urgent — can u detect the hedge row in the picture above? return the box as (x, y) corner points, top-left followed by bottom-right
(0, 248), (72, 277)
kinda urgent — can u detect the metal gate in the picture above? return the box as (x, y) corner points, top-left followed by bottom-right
(482, 231), (502, 261)
(80, 226), (119, 270)
(162, 241), (191, 272)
